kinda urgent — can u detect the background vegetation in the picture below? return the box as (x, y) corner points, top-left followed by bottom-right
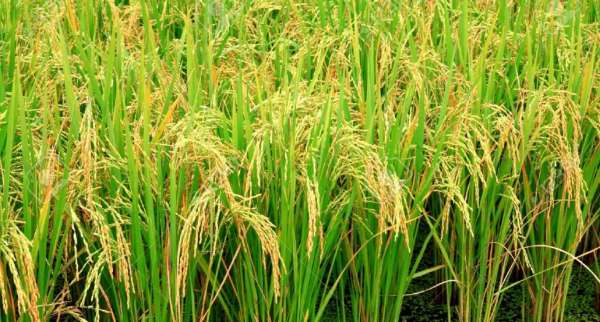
(0, 0), (599, 321)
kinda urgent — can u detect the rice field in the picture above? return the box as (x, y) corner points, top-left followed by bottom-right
(0, 0), (599, 321)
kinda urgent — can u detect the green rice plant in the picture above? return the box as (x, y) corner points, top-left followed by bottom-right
(0, 0), (598, 322)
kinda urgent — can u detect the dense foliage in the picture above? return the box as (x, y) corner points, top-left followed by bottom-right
(0, 0), (599, 321)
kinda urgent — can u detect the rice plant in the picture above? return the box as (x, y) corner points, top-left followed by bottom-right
(0, 0), (598, 321)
